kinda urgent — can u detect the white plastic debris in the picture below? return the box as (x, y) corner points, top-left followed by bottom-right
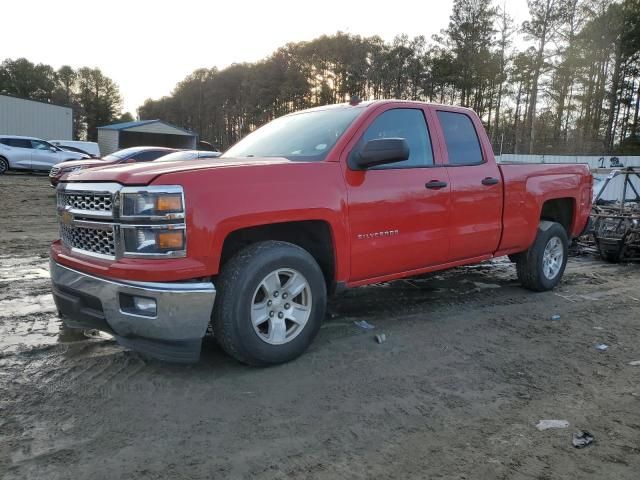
(550, 314), (561, 321)
(595, 343), (609, 351)
(536, 419), (570, 431)
(629, 360), (640, 366)
(375, 333), (386, 344)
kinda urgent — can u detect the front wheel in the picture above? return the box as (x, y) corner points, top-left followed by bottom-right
(212, 241), (326, 366)
(516, 221), (568, 291)
(0, 158), (8, 175)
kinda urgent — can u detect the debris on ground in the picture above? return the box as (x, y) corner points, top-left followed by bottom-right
(595, 343), (609, 351)
(375, 333), (386, 344)
(353, 320), (375, 330)
(536, 419), (570, 431)
(550, 314), (561, 321)
(629, 360), (640, 366)
(572, 430), (595, 448)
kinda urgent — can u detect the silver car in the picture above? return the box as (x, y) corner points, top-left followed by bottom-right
(0, 135), (88, 174)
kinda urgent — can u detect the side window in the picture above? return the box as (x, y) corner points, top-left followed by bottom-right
(31, 140), (50, 150)
(10, 139), (33, 149)
(133, 150), (167, 162)
(437, 111), (484, 166)
(355, 108), (434, 169)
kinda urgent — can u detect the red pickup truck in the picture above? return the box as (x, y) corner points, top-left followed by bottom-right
(50, 100), (592, 365)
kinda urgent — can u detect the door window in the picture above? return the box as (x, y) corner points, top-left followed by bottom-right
(437, 111), (484, 166)
(132, 150), (169, 162)
(354, 108), (434, 169)
(30, 140), (51, 150)
(4, 138), (32, 148)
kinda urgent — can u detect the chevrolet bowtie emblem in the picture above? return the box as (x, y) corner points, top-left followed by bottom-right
(60, 208), (74, 225)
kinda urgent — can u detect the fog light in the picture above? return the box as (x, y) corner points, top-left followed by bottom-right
(133, 296), (157, 316)
(120, 293), (157, 317)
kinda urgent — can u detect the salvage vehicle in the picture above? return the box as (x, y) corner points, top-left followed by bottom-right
(591, 167), (640, 262)
(50, 100), (592, 365)
(0, 135), (88, 174)
(49, 146), (177, 186)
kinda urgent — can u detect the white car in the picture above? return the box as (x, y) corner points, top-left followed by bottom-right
(49, 140), (101, 158)
(0, 135), (88, 174)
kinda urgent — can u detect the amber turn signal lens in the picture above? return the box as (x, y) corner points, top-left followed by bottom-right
(157, 231), (184, 249)
(155, 194), (182, 212)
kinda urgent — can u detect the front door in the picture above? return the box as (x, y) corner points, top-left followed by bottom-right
(435, 109), (503, 261)
(345, 106), (451, 282)
(30, 140), (58, 171)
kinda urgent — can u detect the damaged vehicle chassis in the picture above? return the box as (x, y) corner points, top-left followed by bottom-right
(592, 167), (640, 262)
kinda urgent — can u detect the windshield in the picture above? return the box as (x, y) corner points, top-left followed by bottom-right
(222, 107), (363, 161)
(157, 151), (199, 162)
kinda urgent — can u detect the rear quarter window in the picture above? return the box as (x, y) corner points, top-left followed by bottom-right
(437, 111), (484, 166)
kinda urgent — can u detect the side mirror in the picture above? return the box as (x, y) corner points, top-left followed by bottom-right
(49, 146), (57, 152)
(349, 138), (410, 170)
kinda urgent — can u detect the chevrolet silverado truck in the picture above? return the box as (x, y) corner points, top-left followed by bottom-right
(50, 100), (592, 365)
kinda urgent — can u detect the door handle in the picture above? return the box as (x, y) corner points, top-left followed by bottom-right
(481, 177), (499, 186)
(425, 180), (447, 189)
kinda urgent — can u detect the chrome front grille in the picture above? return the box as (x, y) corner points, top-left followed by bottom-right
(60, 222), (116, 258)
(60, 191), (113, 213)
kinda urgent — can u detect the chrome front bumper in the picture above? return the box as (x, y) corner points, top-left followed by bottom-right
(50, 259), (216, 363)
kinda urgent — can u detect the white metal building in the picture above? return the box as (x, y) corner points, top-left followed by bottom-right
(0, 94), (73, 140)
(97, 120), (197, 155)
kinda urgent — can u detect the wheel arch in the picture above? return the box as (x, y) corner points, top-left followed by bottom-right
(539, 197), (575, 237)
(218, 220), (338, 292)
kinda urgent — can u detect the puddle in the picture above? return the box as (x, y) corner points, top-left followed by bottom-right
(0, 294), (56, 317)
(0, 255), (116, 354)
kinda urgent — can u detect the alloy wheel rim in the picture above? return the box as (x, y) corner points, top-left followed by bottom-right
(0, 161), (6, 174)
(251, 268), (312, 345)
(542, 236), (564, 280)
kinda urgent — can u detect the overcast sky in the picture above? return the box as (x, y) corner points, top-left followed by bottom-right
(3, 0), (531, 114)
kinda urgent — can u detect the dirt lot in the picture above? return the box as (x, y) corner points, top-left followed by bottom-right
(1, 174), (639, 480)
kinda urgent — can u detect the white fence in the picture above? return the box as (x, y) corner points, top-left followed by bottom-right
(497, 154), (640, 170)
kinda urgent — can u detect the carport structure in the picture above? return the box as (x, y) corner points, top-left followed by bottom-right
(97, 120), (196, 155)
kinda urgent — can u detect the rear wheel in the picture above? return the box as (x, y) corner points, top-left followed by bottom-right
(212, 241), (326, 366)
(0, 157), (8, 175)
(516, 221), (568, 291)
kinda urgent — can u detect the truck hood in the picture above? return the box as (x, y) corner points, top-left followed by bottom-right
(63, 157), (296, 185)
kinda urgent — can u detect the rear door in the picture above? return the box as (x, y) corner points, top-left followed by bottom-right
(2, 138), (33, 169)
(344, 105), (451, 282)
(435, 110), (502, 261)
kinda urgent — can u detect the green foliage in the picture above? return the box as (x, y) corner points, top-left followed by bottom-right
(2, 0), (639, 154)
(0, 59), (122, 140)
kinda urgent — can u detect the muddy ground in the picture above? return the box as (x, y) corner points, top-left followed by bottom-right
(1, 174), (639, 480)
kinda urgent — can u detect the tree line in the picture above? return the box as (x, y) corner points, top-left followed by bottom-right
(0, 58), (130, 141)
(140, 0), (640, 155)
(2, 0), (639, 155)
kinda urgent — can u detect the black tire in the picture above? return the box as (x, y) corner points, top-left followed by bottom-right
(516, 221), (568, 292)
(0, 157), (8, 175)
(212, 241), (326, 366)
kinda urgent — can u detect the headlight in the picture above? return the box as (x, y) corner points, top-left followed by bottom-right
(62, 166), (84, 174)
(121, 225), (186, 257)
(120, 186), (184, 219)
(118, 186), (187, 258)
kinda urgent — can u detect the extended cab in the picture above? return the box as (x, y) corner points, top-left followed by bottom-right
(50, 100), (592, 365)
